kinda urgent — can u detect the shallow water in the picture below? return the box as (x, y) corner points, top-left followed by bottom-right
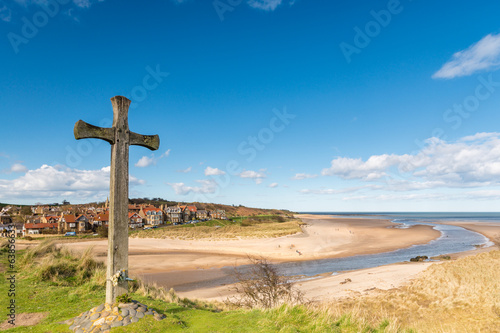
(156, 216), (496, 292)
(269, 219), (492, 277)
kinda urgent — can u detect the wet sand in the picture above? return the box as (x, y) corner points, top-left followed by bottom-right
(60, 214), (444, 300)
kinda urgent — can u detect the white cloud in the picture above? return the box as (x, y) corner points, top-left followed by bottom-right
(135, 155), (156, 168)
(4, 163), (28, 174)
(168, 179), (217, 195)
(322, 154), (409, 181)
(292, 173), (317, 180)
(247, 0), (282, 11)
(268, 182), (279, 188)
(0, 164), (144, 202)
(204, 166), (226, 176)
(433, 33), (500, 79)
(239, 169), (267, 184)
(322, 133), (500, 190)
(177, 166), (192, 173)
(135, 148), (171, 168)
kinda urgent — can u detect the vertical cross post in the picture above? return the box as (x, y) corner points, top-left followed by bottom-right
(74, 96), (159, 304)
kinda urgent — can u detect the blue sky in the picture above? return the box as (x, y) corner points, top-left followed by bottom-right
(1, 0), (500, 211)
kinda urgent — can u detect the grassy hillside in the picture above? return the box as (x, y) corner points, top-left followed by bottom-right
(131, 216), (304, 240)
(326, 250), (500, 332)
(0, 241), (395, 332)
(128, 198), (295, 218)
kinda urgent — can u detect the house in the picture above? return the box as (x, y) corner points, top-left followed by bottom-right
(33, 206), (48, 215)
(40, 215), (59, 224)
(196, 210), (208, 220)
(76, 215), (90, 231)
(140, 207), (163, 226)
(0, 223), (23, 237)
(23, 223), (58, 236)
(58, 214), (78, 233)
(210, 210), (226, 220)
(93, 213), (109, 227)
(180, 205), (197, 221)
(165, 206), (182, 223)
(128, 204), (142, 214)
(128, 212), (143, 229)
(0, 212), (12, 224)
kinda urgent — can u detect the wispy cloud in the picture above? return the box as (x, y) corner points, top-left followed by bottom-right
(433, 33), (500, 79)
(3, 0), (105, 23)
(204, 166), (226, 176)
(247, 0), (282, 11)
(239, 169), (267, 184)
(176, 166), (192, 173)
(168, 179), (217, 195)
(300, 185), (379, 195)
(292, 173), (317, 180)
(162, 149), (171, 158)
(342, 190), (500, 202)
(0, 1), (12, 22)
(268, 182), (279, 188)
(135, 149), (171, 168)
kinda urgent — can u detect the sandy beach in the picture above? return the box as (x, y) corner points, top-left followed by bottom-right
(62, 214), (441, 270)
(57, 215), (452, 300)
(56, 215), (500, 303)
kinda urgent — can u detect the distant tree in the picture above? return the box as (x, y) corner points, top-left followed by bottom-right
(20, 206), (32, 217)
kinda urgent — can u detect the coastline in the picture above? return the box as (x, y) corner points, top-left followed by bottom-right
(61, 214), (441, 270)
(57, 215), (499, 303)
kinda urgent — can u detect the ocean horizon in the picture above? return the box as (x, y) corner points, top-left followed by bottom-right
(299, 212), (500, 223)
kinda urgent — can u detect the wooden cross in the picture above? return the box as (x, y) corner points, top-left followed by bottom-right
(74, 96), (159, 304)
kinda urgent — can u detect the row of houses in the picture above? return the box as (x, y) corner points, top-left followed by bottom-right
(21, 204), (226, 235)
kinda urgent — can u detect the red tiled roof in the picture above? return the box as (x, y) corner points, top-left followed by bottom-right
(96, 213), (109, 221)
(142, 207), (161, 213)
(25, 223), (58, 229)
(187, 206), (197, 212)
(128, 212), (140, 218)
(62, 215), (76, 223)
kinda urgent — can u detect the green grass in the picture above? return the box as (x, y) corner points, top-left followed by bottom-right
(0, 241), (400, 332)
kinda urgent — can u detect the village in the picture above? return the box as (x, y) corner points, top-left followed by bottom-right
(0, 200), (227, 238)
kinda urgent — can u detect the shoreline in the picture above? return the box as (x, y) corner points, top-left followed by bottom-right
(57, 215), (500, 302)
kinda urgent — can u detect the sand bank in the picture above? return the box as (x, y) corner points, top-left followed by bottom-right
(57, 215), (443, 300)
(62, 215), (440, 271)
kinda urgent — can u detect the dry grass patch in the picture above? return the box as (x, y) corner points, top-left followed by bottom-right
(320, 250), (500, 332)
(132, 218), (304, 240)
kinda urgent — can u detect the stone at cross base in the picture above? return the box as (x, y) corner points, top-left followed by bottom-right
(74, 95), (159, 304)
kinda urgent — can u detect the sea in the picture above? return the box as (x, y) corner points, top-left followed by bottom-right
(267, 212), (499, 278)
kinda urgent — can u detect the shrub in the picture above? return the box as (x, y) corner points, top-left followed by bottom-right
(116, 293), (132, 303)
(97, 226), (108, 238)
(409, 255), (428, 262)
(227, 256), (305, 309)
